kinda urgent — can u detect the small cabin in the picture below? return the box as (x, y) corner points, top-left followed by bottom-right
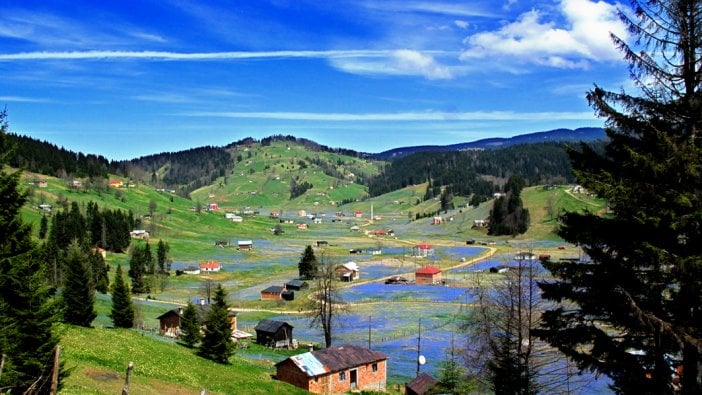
(335, 262), (359, 282)
(261, 285), (287, 300)
(255, 319), (294, 348)
(415, 265), (442, 285)
(285, 280), (309, 291)
(406, 373), (438, 395)
(130, 230), (150, 239)
(238, 240), (253, 251)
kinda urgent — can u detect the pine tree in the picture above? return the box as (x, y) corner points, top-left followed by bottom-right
(39, 214), (48, 239)
(0, 110), (66, 392)
(157, 239), (170, 274)
(180, 301), (202, 348)
(298, 245), (318, 279)
(144, 241), (154, 274)
(198, 284), (234, 363)
(88, 248), (109, 293)
(128, 244), (147, 294)
(62, 242), (96, 327)
(537, 2), (702, 393)
(110, 265), (134, 328)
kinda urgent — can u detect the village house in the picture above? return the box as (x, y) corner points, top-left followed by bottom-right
(335, 262), (360, 282)
(472, 219), (488, 228)
(415, 265), (442, 285)
(354, 211), (363, 218)
(225, 212), (243, 222)
(207, 202), (219, 211)
(157, 306), (250, 340)
(37, 180), (48, 188)
(275, 344), (387, 394)
(285, 279), (309, 291)
(255, 319), (294, 348)
(316, 240), (328, 247)
(260, 285), (289, 300)
(130, 229), (150, 239)
(297, 223), (309, 230)
(109, 179), (123, 188)
(38, 204), (52, 212)
(91, 247), (107, 259)
(412, 244), (434, 257)
(183, 266), (201, 275)
(237, 240), (253, 250)
(432, 216), (443, 225)
(199, 261), (221, 272)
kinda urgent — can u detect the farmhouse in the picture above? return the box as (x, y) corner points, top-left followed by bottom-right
(412, 244), (434, 257)
(183, 266), (201, 275)
(472, 219), (488, 228)
(255, 319), (294, 348)
(37, 180), (48, 188)
(335, 262), (360, 282)
(208, 202), (219, 211)
(225, 213), (243, 222)
(275, 344), (387, 394)
(38, 204), (52, 212)
(316, 240), (328, 247)
(415, 265), (442, 285)
(260, 285), (287, 300)
(515, 251), (537, 261)
(199, 261), (221, 272)
(432, 216), (443, 225)
(237, 240), (253, 250)
(297, 223), (309, 230)
(354, 211), (363, 218)
(109, 179), (123, 188)
(130, 229), (149, 239)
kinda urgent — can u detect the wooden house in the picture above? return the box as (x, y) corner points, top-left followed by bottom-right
(406, 373), (438, 395)
(275, 344), (387, 394)
(316, 240), (328, 247)
(183, 266), (201, 275)
(255, 319), (294, 348)
(157, 306), (247, 339)
(237, 240), (253, 250)
(285, 280), (309, 291)
(415, 265), (442, 285)
(335, 262), (359, 282)
(297, 223), (309, 230)
(130, 229), (150, 239)
(261, 285), (286, 300)
(109, 179), (123, 188)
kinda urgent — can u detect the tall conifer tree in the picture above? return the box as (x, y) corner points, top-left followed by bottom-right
(62, 242), (96, 327)
(0, 111), (65, 392)
(537, 1), (702, 393)
(198, 284), (234, 364)
(110, 265), (134, 328)
(180, 301), (201, 348)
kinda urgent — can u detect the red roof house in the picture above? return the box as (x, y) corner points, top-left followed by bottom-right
(412, 244), (434, 257)
(415, 265), (442, 285)
(199, 261), (222, 272)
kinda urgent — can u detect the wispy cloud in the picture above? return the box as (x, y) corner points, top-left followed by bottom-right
(0, 95), (49, 103)
(460, 0), (628, 69)
(330, 49), (458, 80)
(180, 110), (594, 122)
(0, 49), (450, 61)
(359, 1), (497, 18)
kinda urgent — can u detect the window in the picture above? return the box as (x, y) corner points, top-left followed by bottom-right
(372, 363), (378, 372)
(339, 371), (346, 382)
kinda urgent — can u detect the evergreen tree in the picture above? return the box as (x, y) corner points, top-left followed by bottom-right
(156, 239), (170, 274)
(180, 301), (202, 348)
(298, 245), (318, 279)
(39, 214), (48, 239)
(198, 284), (234, 363)
(128, 244), (148, 294)
(110, 265), (134, 328)
(537, 2), (702, 393)
(144, 241), (154, 274)
(0, 110), (66, 393)
(62, 242), (96, 327)
(88, 248), (109, 293)
(488, 175), (530, 236)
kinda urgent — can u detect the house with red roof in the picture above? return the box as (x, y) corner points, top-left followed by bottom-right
(415, 265), (442, 285)
(412, 244), (434, 257)
(199, 261), (221, 272)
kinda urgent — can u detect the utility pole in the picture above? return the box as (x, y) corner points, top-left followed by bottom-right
(50, 346), (61, 395)
(368, 316), (372, 349)
(416, 318), (422, 377)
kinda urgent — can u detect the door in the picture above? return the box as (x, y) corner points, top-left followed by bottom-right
(350, 369), (358, 388)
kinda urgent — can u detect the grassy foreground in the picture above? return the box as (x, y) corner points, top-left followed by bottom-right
(59, 324), (307, 395)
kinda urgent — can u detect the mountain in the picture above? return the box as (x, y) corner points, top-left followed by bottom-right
(373, 127), (606, 159)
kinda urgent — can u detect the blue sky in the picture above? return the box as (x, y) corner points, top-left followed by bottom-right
(1, 0), (632, 160)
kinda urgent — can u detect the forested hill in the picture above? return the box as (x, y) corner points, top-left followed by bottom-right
(110, 146), (233, 194)
(7, 133), (111, 178)
(367, 142), (597, 198)
(374, 127), (605, 159)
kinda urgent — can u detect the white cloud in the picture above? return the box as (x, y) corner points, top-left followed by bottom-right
(329, 50), (457, 80)
(460, 0), (627, 69)
(359, 1), (497, 18)
(454, 20), (469, 29)
(180, 110), (594, 122)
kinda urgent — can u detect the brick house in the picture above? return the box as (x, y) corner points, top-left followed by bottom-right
(415, 265), (442, 285)
(275, 344), (387, 394)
